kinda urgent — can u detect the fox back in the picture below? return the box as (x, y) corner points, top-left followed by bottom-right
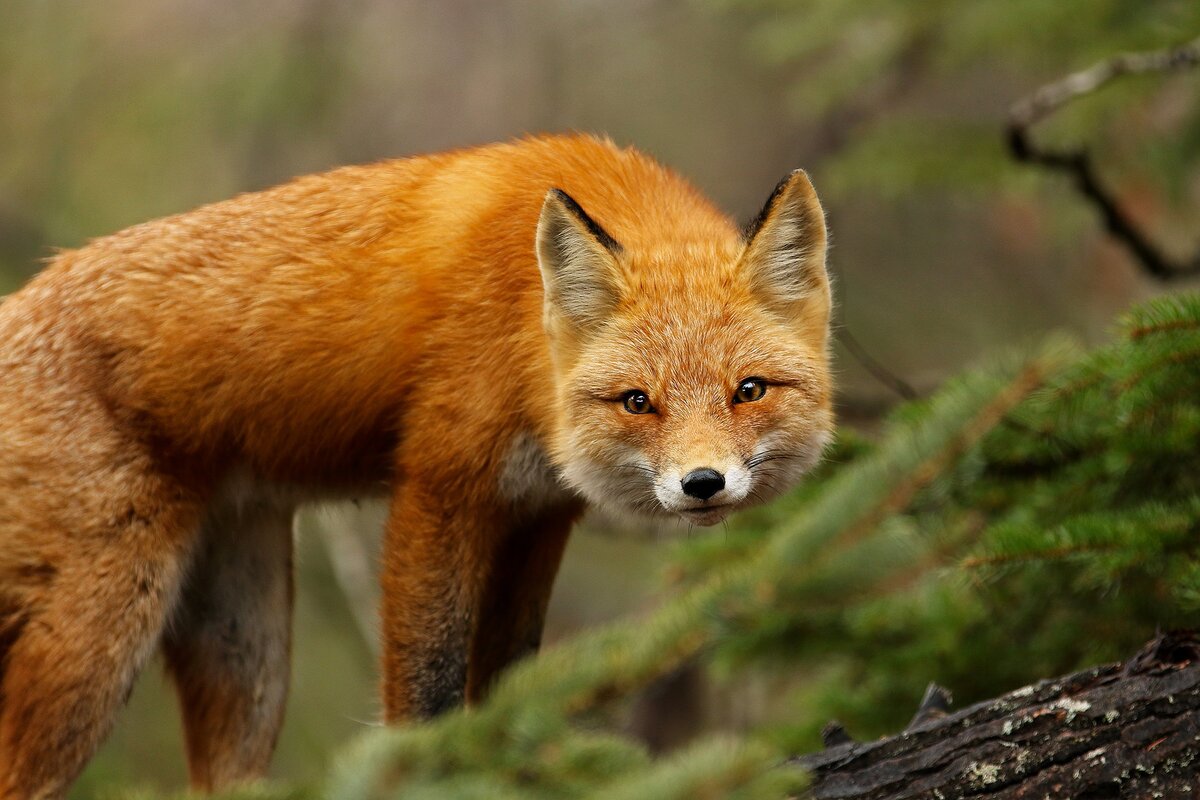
(0, 134), (832, 796)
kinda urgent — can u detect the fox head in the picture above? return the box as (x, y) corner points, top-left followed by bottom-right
(536, 171), (833, 526)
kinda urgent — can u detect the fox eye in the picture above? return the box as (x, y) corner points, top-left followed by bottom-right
(622, 390), (654, 414)
(733, 378), (767, 404)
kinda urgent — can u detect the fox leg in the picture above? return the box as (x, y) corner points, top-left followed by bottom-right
(162, 500), (294, 791)
(380, 484), (478, 720)
(0, 464), (201, 799)
(380, 478), (581, 720)
(465, 507), (577, 702)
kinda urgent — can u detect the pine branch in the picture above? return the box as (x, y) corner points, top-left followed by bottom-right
(964, 500), (1200, 576)
(1123, 294), (1200, 338)
(599, 738), (804, 800)
(763, 347), (1063, 574)
(960, 542), (1118, 569)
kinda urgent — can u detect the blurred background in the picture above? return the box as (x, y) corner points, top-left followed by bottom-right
(2, 1), (1198, 794)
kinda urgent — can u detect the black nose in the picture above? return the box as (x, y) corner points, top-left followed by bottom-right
(681, 468), (725, 500)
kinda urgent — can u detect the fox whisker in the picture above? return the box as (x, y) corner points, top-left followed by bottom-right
(612, 463), (657, 477)
(746, 450), (798, 470)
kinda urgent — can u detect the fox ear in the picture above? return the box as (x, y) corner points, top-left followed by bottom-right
(536, 189), (623, 336)
(740, 170), (831, 334)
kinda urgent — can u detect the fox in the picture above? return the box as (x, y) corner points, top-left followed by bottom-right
(0, 133), (833, 796)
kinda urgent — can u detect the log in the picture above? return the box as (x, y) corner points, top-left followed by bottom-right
(793, 631), (1200, 799)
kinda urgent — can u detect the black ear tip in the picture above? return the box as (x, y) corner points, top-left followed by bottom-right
(743, 169), (822, 241)
(744, 173), (793, 241)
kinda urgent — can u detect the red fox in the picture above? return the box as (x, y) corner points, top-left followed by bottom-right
(0, 134), (832, 796)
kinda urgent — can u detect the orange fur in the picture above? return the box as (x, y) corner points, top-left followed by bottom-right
(0, 134), (833, 796)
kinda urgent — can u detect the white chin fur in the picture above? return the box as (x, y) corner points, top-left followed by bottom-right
(677, 505), (735, 526)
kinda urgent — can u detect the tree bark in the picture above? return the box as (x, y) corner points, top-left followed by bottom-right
(793, 631), (1200, 799)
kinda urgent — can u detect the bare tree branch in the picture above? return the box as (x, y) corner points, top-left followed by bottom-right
(1006, 35), (1200, 281)
(836, 328), (919, 402)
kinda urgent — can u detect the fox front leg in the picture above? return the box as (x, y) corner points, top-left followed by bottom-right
(380, 483), (494, 719)
(380, 477), (581, 718)
(466, 506), (578, 702)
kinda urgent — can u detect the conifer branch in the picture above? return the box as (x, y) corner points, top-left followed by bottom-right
(600, 738), (804, 800)
(960, 542), (1118, 569)
(1116, 345), (1200, 391)
(769, 356), (1054, 571)
(1127, 318), (1200, 340)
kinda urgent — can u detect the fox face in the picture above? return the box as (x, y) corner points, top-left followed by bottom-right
(537, 171), (833, 526)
